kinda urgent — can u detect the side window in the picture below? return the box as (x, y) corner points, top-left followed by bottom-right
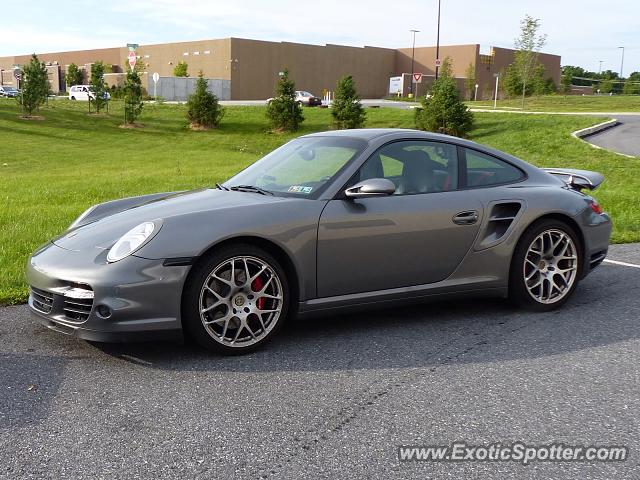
(464, 149), (524, 187)
(357, 140), (458, 195)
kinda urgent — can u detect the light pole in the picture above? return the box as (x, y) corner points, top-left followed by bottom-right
(618, 46), (625, 78)
(435, 0), (442, 80)
(409, 29), (420, 98)
(474, 83), (478, 101)
(598, 60), (603, 74)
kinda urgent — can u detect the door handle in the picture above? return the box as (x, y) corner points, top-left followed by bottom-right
(453, 210), (479, 225)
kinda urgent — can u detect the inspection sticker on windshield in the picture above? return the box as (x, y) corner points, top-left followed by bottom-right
(288, 186), (313, 194)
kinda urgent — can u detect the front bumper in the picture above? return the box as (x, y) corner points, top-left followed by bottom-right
(26, 242), (189, 342)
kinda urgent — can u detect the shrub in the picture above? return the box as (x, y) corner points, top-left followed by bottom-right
(186, 72), (225, 128)
(415, 62), (474, 138)
(123, 69), (144, 124)
(17, 54), (49, 117)
(266, 69), (303, 132)
(173, 61), (189, 77)
(331, 75), (366, 129)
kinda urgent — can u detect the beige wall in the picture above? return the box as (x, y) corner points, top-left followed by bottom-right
(0, 38), (562, 100)
(230, 38), (396, 100)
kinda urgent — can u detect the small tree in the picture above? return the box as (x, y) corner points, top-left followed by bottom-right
(173, 61), (189, 77)
(623, 79), (640, 95)
(187, 71), (225, 129)
(65, 63), (83, 89)
(17, 54), (49, 117)
(123, 68), (144, 124)
(331, 75), (366, 129)
(89, 61), (108, 113)
(513, 14), (547, 109)
(464, 62), (476, 100)
(599, 79), (614, 94)
(415, 58), (474, 138)
(561, 72), (572, 95)
(266, 69), (304, 132)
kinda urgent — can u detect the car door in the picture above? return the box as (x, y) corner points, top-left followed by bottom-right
(316, 140), (483, 298)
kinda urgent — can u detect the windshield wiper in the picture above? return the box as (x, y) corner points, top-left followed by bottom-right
(228, 185), (274, 196)
(215, 182), (229, 191)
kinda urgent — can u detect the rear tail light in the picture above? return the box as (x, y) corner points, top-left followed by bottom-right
(589, 199), (603, 214)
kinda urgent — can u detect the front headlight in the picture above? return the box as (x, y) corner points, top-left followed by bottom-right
(107, 220), (161, 263)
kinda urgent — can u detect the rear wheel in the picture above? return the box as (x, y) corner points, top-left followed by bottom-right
(183, 244), (289, 354)
(70, 96), (76, 100)
(510, 219), (581, 311)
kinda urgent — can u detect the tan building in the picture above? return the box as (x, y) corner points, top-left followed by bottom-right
(0, 38), (561, 100)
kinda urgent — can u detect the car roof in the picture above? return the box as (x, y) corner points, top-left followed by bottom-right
(302, 128), (461, 142)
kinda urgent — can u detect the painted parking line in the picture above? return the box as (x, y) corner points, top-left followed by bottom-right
(604, 259), (640, 269)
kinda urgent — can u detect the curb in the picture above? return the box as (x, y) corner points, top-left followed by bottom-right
(572, 119), (636, 159)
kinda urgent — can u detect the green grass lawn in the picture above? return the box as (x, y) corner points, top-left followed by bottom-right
(0, 98), (638, 304)
(469, 94), (640, 112)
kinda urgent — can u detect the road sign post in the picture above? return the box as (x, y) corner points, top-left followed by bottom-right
(128, 51), (137, 71)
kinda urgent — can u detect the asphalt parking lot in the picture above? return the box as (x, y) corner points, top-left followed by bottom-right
(585, 115), (640, 157)
(1, 244), (639, 479)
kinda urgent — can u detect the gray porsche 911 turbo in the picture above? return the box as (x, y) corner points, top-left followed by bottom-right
(27, 129), (612, 354)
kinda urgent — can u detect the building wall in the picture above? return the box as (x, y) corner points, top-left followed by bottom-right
(0, 38), (562, 100)
(230, 38), (396, 100)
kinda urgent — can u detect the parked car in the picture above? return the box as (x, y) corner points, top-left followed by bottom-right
(27, 129), (611, 354)
(266, 90), (322, 106)
(69, 85), (111, 101)
(295, 90), (322, 106)
(0, 85), (19, 98)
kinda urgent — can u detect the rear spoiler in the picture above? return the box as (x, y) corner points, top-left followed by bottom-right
(541, 168), (604, 191)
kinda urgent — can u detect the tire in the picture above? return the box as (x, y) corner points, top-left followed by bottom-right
(182, 244), (290, 354)
(509, 219), (582, 311)
(70, 96), (76, 100)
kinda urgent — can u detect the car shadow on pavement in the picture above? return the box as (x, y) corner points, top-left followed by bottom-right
(87, 264), (640, 373)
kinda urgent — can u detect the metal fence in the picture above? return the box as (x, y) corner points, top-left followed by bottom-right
(153, 77), (231, 101)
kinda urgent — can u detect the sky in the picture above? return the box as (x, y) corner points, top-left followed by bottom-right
(1, 0), (638, 75)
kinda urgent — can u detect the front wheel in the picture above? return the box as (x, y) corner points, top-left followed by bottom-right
(183, 244), (289, 354)
(509, 219), (582, 311)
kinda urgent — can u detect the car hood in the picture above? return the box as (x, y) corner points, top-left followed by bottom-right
(52, 188), (288, 253)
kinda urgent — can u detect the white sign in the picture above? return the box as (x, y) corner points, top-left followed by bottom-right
(128, 51), (137, 70)
(435, 58), (442, 67)
(412, 73), (423, 83)
(388, 76), (403, 95)
(13, 69), (21, 81)
(152, 72), (159, 83)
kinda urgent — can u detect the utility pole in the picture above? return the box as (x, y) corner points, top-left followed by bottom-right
(435, 0), (442, 80)
(409, 29), (419, 98)
(618, 46), (625, 78)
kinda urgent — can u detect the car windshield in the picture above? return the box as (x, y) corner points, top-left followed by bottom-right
(3, 87), (16, 91)
(225, 137), (367, 198)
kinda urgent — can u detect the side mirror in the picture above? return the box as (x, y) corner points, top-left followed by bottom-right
(345, 178), (396, 198)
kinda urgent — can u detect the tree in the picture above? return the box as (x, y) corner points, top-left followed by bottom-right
(415, 58), (474, 138)
(622, 79), (640, 95)
(599, 79), (614, 94)
(187, 71), (225, 129)
(17, 54), (49, 117)
(513, 14), (547, 109)
(89, 61), (108, 113)
(65, 63), (83, 90)
(173, 61), (189, 77)
(464, 62), (476, 100)
(331, 75), (366, 129)
(561, 71), (572, 95)
(503, 63), (523, 98)
(266, 69), (304, 132)
(123, 68), (144, 124)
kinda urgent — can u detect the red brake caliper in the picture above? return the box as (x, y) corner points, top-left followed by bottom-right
(251, 275), (266, 309)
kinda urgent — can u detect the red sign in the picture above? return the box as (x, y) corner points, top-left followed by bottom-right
(412, 73), (423, 83)
(128, 51), (137, 70)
